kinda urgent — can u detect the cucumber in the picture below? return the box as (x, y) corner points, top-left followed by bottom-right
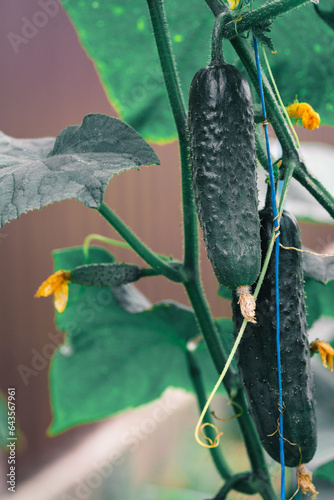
(232, 209), (317, 467)
(188, 62), (261, 291)
(71, 263), (143, 287)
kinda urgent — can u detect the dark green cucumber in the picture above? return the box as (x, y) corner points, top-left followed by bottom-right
(71, 263), (143, 287)
(232, 209), (317, 467)
(188, 62), (261, 290)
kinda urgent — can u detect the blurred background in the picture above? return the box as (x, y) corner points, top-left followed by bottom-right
(0, 1), (334, 499)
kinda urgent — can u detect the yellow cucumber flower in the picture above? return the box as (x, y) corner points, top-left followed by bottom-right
(228, 0), (240, 9)
(286, 102), (320, 131)
(310, 339), (334, 372)
(35, 270), (71, 313)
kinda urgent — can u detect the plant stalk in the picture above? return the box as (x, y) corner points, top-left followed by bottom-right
(98, 202), (182, 282)
(146, 0), (199, 275)
(214, 0), (312, 40)
(293, 163), (334, 220)
(211, 473), (253, 500)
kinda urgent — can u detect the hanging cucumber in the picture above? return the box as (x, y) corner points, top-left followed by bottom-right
(188, 21), (261, 322)
(232, 208), (317, 467)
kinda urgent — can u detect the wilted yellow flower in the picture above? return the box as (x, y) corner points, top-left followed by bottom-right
(35, 270), (71, 313)
(286, 102), (320, 131)
(310, 339), (334, 372)
(228, 0), (240, 9)
(297, 464), (318, 499)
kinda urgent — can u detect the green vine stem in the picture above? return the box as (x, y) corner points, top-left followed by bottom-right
(211, 12), (230, 63)
(221, 0), (312, 40)
(98, 202), (182, 282)
(140, 267), (162, 277)
(146, 0), (199, 274)
(261, 47), (300, 148)
(211, 473), (254, 500)
(294, 162), (334, 220)
(186, 349), (258, 495)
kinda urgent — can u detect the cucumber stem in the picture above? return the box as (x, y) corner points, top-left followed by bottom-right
(221, 0), (312, 40)
(98, 202), (183, 282)
(211, 13), (230, 64)
(293, 163), (334, 220)
(261, 47), (300, 148)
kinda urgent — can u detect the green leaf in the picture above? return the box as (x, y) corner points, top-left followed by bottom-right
(268, 3), (334, 126)
(303, 248), (334, 284)
(48, 246), (228, 435)
(59, 0), (215, 142)
(0, 114), (159, 228)
(305, 279), (334, 327)
(315, 459), (334, 483)
(48, 113), (158, 161)
(59, 1), (334, 142)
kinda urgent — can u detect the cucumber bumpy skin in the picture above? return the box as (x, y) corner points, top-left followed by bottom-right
(71, 263), (143, 287)
(232, 209), (317, 467)
(188, 63), (261, 291)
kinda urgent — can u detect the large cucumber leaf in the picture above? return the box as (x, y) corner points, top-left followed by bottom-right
(59, 0), (334, 142)
(315, 459), (334, 483)
(48, 246), (232, 435)
(0, 114), (159, 228)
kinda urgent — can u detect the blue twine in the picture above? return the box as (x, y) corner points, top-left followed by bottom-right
(252, 36), (285, 498)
